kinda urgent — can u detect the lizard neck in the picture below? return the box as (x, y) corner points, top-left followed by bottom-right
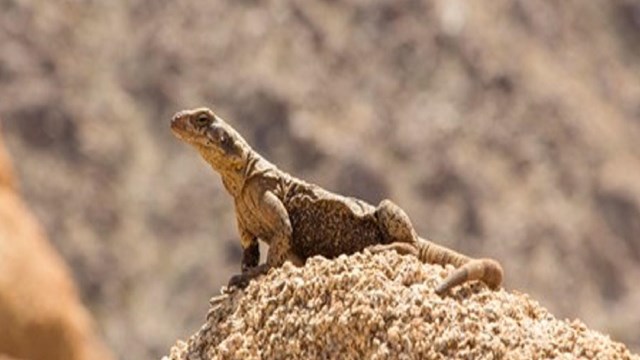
(218, 166), (245, 198)
(217, 150), (275, 198)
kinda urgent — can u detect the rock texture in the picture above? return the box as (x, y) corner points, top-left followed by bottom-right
(0, 132), (114, 360)
(165, 252), (638, 360)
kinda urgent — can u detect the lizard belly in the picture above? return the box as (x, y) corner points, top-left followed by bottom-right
(286, 197), (385, 259)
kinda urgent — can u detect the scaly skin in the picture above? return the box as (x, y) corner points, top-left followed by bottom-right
(170, 107), (503, 295)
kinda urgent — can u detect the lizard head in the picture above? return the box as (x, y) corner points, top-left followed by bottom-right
(171, 107), (250, 170)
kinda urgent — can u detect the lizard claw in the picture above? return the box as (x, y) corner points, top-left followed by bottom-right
(227, 273), (250, 288)
(227, 264), (270, 288)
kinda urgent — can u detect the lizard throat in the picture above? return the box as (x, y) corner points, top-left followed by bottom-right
(217, 150), (264, 198)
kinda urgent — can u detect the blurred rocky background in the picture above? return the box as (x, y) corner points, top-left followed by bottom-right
(0, 133), (114, 360)
(0, 0), (639, 358)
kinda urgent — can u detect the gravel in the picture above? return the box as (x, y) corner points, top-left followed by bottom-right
(164, 251), (639, 360)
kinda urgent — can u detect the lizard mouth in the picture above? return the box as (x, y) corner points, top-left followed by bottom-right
(170, 113), (214, 149)
(170, 112), (191, 141)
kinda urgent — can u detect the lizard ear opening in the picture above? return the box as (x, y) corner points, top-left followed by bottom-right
(206, 126), (239, 156)
(219, 130), (239, 156)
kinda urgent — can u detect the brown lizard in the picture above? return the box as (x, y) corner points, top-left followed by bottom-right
(170, 107), (503, 295)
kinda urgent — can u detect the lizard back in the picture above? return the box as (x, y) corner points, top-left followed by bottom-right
(279, 178), (387, 259)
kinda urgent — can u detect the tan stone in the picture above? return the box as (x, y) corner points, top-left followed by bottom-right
(166, 251), (639, 360)
(0, 133), (113, 360)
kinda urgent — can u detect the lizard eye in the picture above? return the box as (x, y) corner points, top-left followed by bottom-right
(194, 114), (210, 127)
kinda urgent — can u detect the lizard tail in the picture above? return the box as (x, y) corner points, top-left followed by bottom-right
(434, 258), (503, 295)
(415, 238), (470, 268)
(416, 238), (503, 294)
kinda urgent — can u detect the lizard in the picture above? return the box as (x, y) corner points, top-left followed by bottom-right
(170, 107), (503, 295)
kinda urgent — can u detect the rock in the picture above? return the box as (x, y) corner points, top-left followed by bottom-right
(164, 251), (639, 360)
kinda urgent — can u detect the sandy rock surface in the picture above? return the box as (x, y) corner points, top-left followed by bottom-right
(165, 252), (638, 360)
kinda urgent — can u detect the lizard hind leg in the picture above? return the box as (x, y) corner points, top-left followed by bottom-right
(374, 199), (419, 243)
(368, 199), (423, 263)
(368, 242), (418, 257)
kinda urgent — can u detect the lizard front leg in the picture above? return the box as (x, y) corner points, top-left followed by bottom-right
(242, 241), (260, 272)
(228, 191), (301, 288)
(227, 221), (261, 288)
(261, 191), (303, 268)
(237, 220), (260, 273)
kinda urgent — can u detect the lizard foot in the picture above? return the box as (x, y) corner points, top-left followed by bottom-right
(227, 273), (251, 288)
(227, 263), (270, 289)
(367, 243), (418, 257)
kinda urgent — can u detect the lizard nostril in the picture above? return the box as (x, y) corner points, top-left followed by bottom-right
(171, 112), (184, 125)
